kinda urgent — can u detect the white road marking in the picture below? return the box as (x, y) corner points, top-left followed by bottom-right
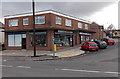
(3, 60), (6, 61)
(17, 66), (31, 68)
(56, 68), (119, 75)
(0, 65), (13, 67)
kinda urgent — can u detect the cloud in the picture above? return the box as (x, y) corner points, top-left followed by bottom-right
(1, 2), (114, 23)
(2, 2), (114, 16)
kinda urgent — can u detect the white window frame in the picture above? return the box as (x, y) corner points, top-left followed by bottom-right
(35, 16), (45, 24)
(8, 35), (15, 46)
(78, 22), (82, 28)
(85, 24), (88, 29)
(56, 16), (62, 25)
(23, 18), (29, 25)
(9, 19), (18, 27)
(8, 34), (22, 47)
(65, 19), (72, 26)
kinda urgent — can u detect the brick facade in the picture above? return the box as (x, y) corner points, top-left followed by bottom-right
(90, 22), (104, 40)
(4, 10), (95, 51)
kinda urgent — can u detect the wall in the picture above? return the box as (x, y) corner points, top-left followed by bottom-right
(0, 29), (4, 44)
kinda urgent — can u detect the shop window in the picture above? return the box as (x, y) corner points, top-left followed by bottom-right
(23, 18), (29, 25)
(78, 22), (82, 28)
(9, 19), (18, 27)
(56, 16), (62, 25)
(81, 35), (90, 41)
(85, 24), (88, 29)
(8, 34), (22, 46)
(54, 34), (70, 46)
(35, 16), (45, 24)
(29, 32), (47, 47)
(65, 19), (72, 26)
(8, 35), (14, 46)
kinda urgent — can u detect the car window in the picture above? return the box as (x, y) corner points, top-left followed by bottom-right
(89, 43), (97, 46)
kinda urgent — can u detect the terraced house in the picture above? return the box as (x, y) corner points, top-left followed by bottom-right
(4, 10), (95, 51)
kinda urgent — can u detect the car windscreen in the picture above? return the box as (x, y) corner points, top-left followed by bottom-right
(89, 43), (97, 46)
(109, 38), (114, 40)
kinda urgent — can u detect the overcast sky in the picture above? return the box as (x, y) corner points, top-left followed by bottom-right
(1, 2), (118, 29)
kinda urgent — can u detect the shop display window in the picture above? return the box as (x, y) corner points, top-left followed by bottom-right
(30, 32), (47, 47)
(54, 34), (70, 46)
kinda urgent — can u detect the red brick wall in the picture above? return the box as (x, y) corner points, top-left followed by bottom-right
(90, 23), (104, 40)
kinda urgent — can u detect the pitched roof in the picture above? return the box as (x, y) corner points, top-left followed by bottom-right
(0, 22), (4, 29)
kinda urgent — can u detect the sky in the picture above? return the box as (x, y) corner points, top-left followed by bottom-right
(0, 1), (119, 29)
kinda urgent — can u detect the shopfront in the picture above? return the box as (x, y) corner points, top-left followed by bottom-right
(29, 31), (47, 47)
(54, 30), (73, 47)
(7, 32), (26, 49)
(79, 32), (91, 44)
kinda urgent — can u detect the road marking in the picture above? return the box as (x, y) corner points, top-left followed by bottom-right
(0, 65), (13, 67)
(3, 60), (7, 62)
(56, 68), (119, 75)
(17, 66), (31, 68)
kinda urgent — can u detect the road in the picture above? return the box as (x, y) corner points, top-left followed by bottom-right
(1, 42), (119, 77)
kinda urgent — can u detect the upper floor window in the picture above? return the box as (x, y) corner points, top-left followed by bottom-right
(23, 18), (29, 25)
(35, 16), (45, 24)
(78, 22), (82, 28)
(9, 19), (18, 27)
(56, 16), (62, 25)
(65, 19), (72, 26)
(85, 24), (88, 29)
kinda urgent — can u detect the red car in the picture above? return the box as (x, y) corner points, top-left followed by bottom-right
(102, 38), (115, 45)
(81, 42), (99, 51)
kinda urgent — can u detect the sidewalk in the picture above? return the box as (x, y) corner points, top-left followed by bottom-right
(0, 46), (85, 61)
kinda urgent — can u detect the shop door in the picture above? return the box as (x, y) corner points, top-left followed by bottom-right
(22, 38), (26, 49)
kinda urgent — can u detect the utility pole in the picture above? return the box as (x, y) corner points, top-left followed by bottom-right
(32, 0), (36, 57)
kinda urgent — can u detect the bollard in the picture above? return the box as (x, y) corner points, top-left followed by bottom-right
(53, 44), (56, 57)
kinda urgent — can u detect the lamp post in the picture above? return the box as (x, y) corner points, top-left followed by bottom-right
(32, 0), (36, 57)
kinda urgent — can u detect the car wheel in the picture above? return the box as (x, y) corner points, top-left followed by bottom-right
(112, 43), (114, 45)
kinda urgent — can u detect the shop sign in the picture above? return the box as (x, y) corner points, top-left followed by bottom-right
(79, 32), (91, 35)
(58, 30), (73, 33)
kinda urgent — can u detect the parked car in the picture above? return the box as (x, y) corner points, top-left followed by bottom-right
(81, 41), (99, 51)
(102, 38), (115, 45)
(93, 40), (107, 49)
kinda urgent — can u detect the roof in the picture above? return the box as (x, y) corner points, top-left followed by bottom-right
(4, 10), (91, 24)
(0, 22), (4, 29)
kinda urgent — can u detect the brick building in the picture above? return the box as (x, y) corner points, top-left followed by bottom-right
(90, 22), (104, 40)
(4, 10), (95, 51)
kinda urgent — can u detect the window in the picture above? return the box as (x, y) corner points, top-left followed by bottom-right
(85, 24), (88, 29)
(8, 34), (22, 47)
(56, 16), (62, 25)
(54, 34), (70, 46)
(23, 18), (29, 25)
(35, 16), (45, 24)
(78, 22), (82, 28)
(29, 32), (47, 47)
(8, 35), (14, 46)
(65, 19), (72, 26)
(9, 19), (18, 27)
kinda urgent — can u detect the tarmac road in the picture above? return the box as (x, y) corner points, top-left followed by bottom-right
(1, 42), (119, 77)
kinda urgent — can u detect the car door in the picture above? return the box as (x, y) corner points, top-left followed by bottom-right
(82, 43), (89, 49)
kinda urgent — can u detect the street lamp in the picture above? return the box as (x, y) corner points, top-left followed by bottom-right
(32, 0), (36, 57)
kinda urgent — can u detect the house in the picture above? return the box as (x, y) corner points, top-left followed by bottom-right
(0, 22), (4, 44)
(90, 22), (104, 40)
(4, 10), (95, 51)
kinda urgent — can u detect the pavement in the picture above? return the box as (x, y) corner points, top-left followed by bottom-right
(0, 46), (85, 61)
